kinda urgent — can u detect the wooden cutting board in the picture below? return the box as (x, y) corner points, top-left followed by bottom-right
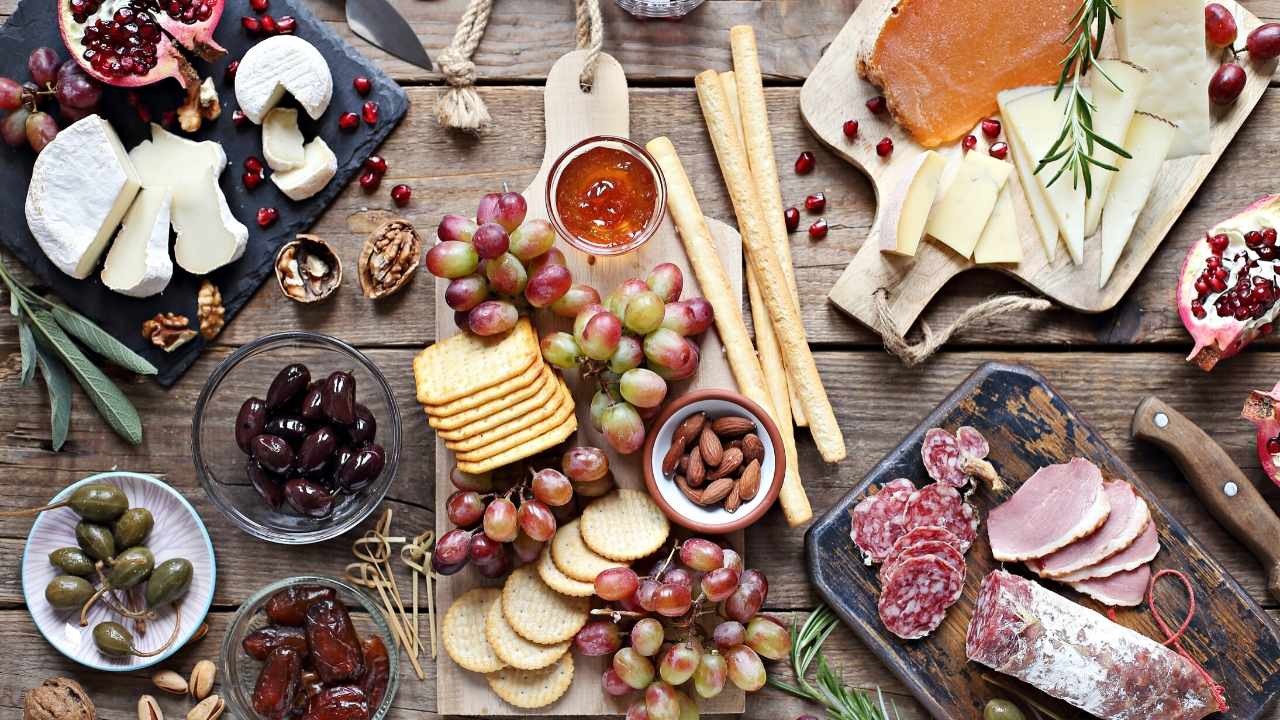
(805, 361), (1280, 719)
(433, 50), (746, 716)
(800, 0), (1276, 339)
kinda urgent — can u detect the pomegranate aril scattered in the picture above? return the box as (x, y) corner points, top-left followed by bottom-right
(241, 15), (260, 33)
(364, 155), (387, 175)
(876, 137), (893, 157)
(1209, 233), (1229, 254)
(784, 207), (799, 232)
(259, 14), (277, 34)
(362, 100), (379, 125)
(1265, 228), (1278, 245)
(249, 0), (267, 12)
(338, 112), (359, 131)
(391, 184), (412, 206)
(224, 60), (239, 83)
(981, 118), (1001, 139)
(808, 219), (828, 240)
(244, 156), (263, 174)
(276, 15), (295, 33)
(1268, 436), (1280, 455)
(962, 134), (977, 151)
(243, 171), (263, 190)
(866, 95), (887, 115)
(257, 207), (278, 228)
(353, 76), (372, 96)
(804, 192), (826, 213)
(232, 109), (248, 128)
(988, 141), (1009, 160)
(842, 119), (858, 139)
(794, 151), (815, 175)
(359, 170), (381, 191)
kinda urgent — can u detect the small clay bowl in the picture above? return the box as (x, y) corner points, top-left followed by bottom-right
(642, 389), (785, 534)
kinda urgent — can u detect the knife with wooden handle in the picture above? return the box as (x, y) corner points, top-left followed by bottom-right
(1132, 395), (1280, 604)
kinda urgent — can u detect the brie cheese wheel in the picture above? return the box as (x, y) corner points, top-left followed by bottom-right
(271, 136), (337, 201)
(25, 114), (141, 279)
(263, 107), (305, 171)
(101, 187), (173, 297)
(235, 35), (333, 124)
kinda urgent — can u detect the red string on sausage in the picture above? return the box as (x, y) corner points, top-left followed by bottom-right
(1146, 568), (1229, 713)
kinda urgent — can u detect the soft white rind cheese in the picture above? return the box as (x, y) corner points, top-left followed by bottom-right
(1100, 113), (1177, 286)
(271, 137), (337, 201)
(101, 187), (173, 297)
(263, 107), (305, 171)
(25, 115), (141, 279)
(235, 35), (333, 124)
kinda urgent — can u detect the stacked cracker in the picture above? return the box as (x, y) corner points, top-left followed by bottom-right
(443, 489), (671, 709)
(414, 318), (577, 474)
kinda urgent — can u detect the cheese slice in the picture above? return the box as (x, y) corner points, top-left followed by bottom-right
(1002, 86), (1087, 265)
(262, 107), (305, 171)
(997, 88), (1059, 261)
(879, 150), (946, 256)
(924, 150), (1012, 258)
(1083, 60), (1149, 236)
(1100, 113), (1177, 286)
(271, 137), (337, 201)
(101, 187), (173, 298)
(1114, 0), (1210, 158)
(973, 185), (1021, 265)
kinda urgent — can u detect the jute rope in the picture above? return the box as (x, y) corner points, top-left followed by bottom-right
(872, 288), (1052, 367)
(434, 0), (605, 132)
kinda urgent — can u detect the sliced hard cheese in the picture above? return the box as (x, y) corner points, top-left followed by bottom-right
(262, 107), (305, 171)
(1114, 0), (1209, 158)
(1083, 60), (1149, 236)
(235, 35), (333, 124)
(924, 151), (1011, 258)
(973, 185), (1020, 265)
(271, 137), (337, 201)
(25, 114), (141, 279)
(101, 187), (173, 298)
(879, 150), (946, 256)
(997, 88), (1059, 261)
(1100, 113), (1177, 286)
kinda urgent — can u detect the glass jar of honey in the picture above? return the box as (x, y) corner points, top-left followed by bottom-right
(546, 135), (667, 257)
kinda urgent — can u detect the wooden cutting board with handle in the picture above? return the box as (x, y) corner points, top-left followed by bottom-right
(433, 50), (746, 716)
(800, 0), (1276, 339)
(805, 362), (1280, 719)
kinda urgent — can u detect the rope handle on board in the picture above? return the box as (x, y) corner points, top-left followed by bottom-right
(871, 288), (1052, 367)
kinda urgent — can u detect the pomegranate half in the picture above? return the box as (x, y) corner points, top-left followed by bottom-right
(58, 0), (226, 88)
(1242, 382), (1280, 488)
(1177, 194), (1280, 371)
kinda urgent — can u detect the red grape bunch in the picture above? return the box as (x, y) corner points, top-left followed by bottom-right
(572, 538), (791, 720)
(432, 445), (612, 578)
(540, 264), (715, 455)
(429, 191), (573, 336)
(1, 47), (104, 153)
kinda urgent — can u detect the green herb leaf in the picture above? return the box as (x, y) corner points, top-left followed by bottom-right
(31, 333), (71, 451)
(48, 303), (157, 376)
(17, 317), (36, 386)
(766, 605), (894, 720)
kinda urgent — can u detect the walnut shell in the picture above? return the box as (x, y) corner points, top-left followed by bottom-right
(275, 235), (342, 303)
(358, 218), (422, 299)
(24, 677), (96, 720)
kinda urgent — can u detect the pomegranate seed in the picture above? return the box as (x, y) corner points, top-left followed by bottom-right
(391, 184), (412, 206)
(784, 207), (800, 232)
(241, 15), (260, 33)
(875, 137), (893, 157)
(243, 171), (262, 190)
(794, 151), (815, 175)
(1265, 227), (1278, 246)
(1195, 278), (1209, 295)
(362, 100), (379, 125)
(841, 119), (858, 139)
(1246, 230), (1262, 248)
(353, 76), (372, 96)
(988, 141), (1009, 160)
(1192, 303), (1207, 319)
(276, 15), (295, 33)
(232, 110), (248, 128)
(962, 134), (977, 151)
(249, 0), (267, 12)
(981, 118), (1002, 139)
(866, 95), (887, 115)
(1268, 436), (1280, 455)
(338, 112), (359, 131)
(244, 156), (263, 174)
(259, 14), (277, 33)
(257, 207), (278, 228)
(224, 60), (239, 83)
(804, 192), (826, 213)
(359, 170), (381, 191)
(364, 155), (388, 174)
(808, 218), (829, 240)
(1262, 322), (1276, 335)
(1209, 233), (1229, 254)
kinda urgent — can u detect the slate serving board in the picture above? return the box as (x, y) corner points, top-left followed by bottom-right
(805, 362), (1280, 719)
(0, 0), (408, 385)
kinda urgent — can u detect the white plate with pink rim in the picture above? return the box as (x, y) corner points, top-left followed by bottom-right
(21, 471), (216, 671)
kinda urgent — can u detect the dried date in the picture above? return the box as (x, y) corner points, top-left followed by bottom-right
(305, 599), (365, 683)
(265, 585), (337, 626)
(303, 685), (370, 720)
(358, 635), (390, 710)
(242, 625), (309, 660)
(252, 646), (302, 720)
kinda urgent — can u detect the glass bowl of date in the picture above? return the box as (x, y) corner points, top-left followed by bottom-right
(191, 331), (402, 545)
(642, 388), (785, 533)
(221, 575), (399, 720)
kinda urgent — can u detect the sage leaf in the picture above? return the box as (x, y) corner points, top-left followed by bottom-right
(48, 303), (157, 376)
(17, 317), (36, 386)
(31, 334), (71, 451)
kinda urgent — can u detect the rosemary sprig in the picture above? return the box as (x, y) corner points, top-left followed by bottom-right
(767, 606), (899, 720)
(1036, 0), (1129, 197)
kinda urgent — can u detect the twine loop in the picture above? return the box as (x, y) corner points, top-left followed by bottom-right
(872, 288), (1052, 367)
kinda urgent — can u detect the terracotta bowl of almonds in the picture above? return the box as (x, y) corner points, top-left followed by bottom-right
(642, 389), (785, 533)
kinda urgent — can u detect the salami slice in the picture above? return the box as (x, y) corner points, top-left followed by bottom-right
(878, 554), (963, 640)
(879, 538), (967, 593)
(921, 428), (965, 486)
(848, 479), (915, 564)
(902, 482), (979, 552)
(956, 426), (989, 459)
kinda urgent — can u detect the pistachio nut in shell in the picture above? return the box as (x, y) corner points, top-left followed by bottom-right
(186, 694), (224, 720)
(137, 694), (163, 720)
(23, 677), (96, 720)
(151, 670), (188, 695)
(188, 659), (216, 700)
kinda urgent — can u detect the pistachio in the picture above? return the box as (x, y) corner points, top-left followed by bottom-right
(151, 670), (187, 695)
(188, 660), (216, 701)
(137, 694), (163, 720)
(186, 695), (223, 720)
(186, 622), (209, 647)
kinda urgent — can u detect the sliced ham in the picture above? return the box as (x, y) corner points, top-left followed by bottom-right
(987, 458), (1111, 562)
(1030, 480), (1151, 578)
(1054, 520), (1161, 582)
(1067, 563), (1152, 607)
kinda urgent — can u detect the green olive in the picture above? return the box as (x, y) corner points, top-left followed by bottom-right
(112, 507), (153, 549)
(75, 521), (115, 563)
(145, 558), (193, 608)
(44, 575), (95, 609)
(985, 699), (1026, 720)
(107, 546), (155, 590)
(67, 484), (129, 523)
(92, 621), (135, 657)
(48, 547), (95, 576)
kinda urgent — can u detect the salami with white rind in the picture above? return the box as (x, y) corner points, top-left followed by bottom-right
(849, 478), (916, 563)
(902, 482), (979, 551)
(966, 570), (1218, 720)
(878, 554), (964, 640)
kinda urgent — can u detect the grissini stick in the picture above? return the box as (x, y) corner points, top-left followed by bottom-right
(693, 69), (846, 464)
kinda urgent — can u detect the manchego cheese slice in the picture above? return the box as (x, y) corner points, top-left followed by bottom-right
(879, 150), (947, 257)
(924, 151), (1012, 259)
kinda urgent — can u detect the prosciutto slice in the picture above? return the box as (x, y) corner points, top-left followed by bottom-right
(1068, 563), (1152, 607)
(987, 458), (1110, 562)
(1030, 480), (1151, 578)
(1054, 520), (1161, 583)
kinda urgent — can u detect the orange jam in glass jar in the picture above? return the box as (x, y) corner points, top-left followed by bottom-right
(547, 136), (667, 256)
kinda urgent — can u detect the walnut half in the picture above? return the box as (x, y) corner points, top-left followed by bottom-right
(358, 218), (422, 299)
(197, 280), (225, 340)
(23, 677), (96, 720)
(275, 235), (342, 303)
(141, 313), (197, 352)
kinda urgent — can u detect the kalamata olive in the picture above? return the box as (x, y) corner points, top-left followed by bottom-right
(112, 507), (153, 549)
(322, 371), (356, 425)
(236, 397), (268, 453)
(49, 546), (95, 576)
(93, 621), (136, 656)
(297, 427), (338, 475)
(254, 434), (295, 474)
(265, 584), (337, 625)
(266, 363), (311, 410)
(107, 546), (155, 589)
(243, 625), (310, 660)
(348, 404), (376, 445)
(45, 575), (95, 609)
(248, 460), (285, 509)
(265, 416), (310, 447)
(336, 444), (385, 491)
(984, 699), (1026, 720)
(76, 521), (115, 562)
(67, 483), (129, 522)
(284, 478), (334, 517)
(300, 385), (326, 422)
(145, 557), (193, 607)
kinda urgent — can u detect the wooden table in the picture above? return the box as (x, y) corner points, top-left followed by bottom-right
(2, 1), (1279, 717)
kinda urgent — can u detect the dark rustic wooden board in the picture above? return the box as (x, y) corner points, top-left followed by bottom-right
(805, 361), (1280, 720)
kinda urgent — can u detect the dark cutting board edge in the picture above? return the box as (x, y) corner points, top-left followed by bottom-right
(805, 361), (1280, 720)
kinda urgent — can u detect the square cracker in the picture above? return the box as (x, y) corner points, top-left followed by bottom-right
(432, 367), (554, 434)
(455, 410), (579, 475)
(413, 317), (539, 405)
(452, 380), (574, 462)
(443, 378), (569, 452)
(425, 361), (545, 421)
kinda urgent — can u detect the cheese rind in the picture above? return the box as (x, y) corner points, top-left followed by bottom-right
(1083, 60), (1149, 236)
(997, 87), (1059, 261)
(973, 185), (1021, 265)
(924, 151), (1011, 258)
(235, 35), (333, 124)
(1100, 113), (1177, 286)
(101, 187), (173, 298)
(271, 137), (337, 201)
(262, 107), (305, 171)
(879, 150), (946, 256)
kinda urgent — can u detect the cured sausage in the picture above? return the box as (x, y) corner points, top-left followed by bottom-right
(921, 428), (965, 486)
(879, 536), (967, 589)
(849, 478), (915, 563)
(878, 554), (964, 640)
(901, 482), (979, 552)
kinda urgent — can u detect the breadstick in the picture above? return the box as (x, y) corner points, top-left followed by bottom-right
(694, 70), (846, 464)
(730, 25), (808, 427)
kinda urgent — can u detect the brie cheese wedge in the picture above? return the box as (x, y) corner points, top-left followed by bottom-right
(25, 114), (141, 279)
(263, 107), (305, 171)
(101, 187), (173, 297)
(271, 136), (337, 201)
(235, 35), (333, 124)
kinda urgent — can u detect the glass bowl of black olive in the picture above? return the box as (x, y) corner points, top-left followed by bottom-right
(192, 332), (402, 544)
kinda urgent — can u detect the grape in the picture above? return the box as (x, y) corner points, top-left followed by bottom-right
(722, 586), (764, 624)
(515, 224), (559, 263)
(445, 274), (489, 311)
(532, 468), (574, 506)
(451, 465), (494, 492)
(472, 223), (511, 259)
(27, 47), (60, 86)
(485, 191), (527, 233)
(476, 192), (502, 225)
(602, 668), (633, 697)
(1, 108), (28, 146)
(55, 61), (101, 110)
(511, 530), (543, 564)
(540, 332), (579, 370)
(1247, 22), (1280, 60)
(701, 568), (740, 602)
(483, 497), (518, 542)
(473, 546), (512, 578)
(595, 567), (640, 601)
(745, 615), (793, 660)
(550, 284), (602, 318)
(659, 642), (699, 685)
(679, 539), (724, 572)
(601, 402), (645, 454)
(643, 328), (693, 369)
(0, 77), (23, 111)
(573, 303), (606, 337)
(525, 262), (572, 308)
(739, 569), (769, 598)
(624, 291), (666, 334)
(437, 213), (477, 243)
(517, 499), (557, 542)
(608, 335), (645, 374)
(619, 369), (667, 409)
(654, 583), (692, 617)
(431, 528), (472, 575)
(625, 701), (651, 720)
(574, 620), (622, 656)
(721, 548), (743, 573)
(577, 311), (623, 361)
(426, 241), (480, 278)
(58, 103), (91, 125)
(589, 390), (613, 432)
(1205, 3), (1238, 46)
(469, 531), (502, 563)
(605, 278), (651, 317)
(652, 341), (699, 382)
(630, 617), (665, 656)
(468, 300), (518, 336)
(548, 496), (579, 523)
(24, 111), (57, 152)
(661, 298), (715, 336)
(675, 690), (699, 720)
(484, 252), (528, 296)
(724, 644), (766, 691)
(446, 490), (485, 528)
(712, 621), (746, 650)
(692, 652), (728, 698)
(453, 310), (470, 332)
(572, 473), (614, 498)
(646, 263), (683, 303)
(562, 446), (609, 482)
(644, 681), (680, 720)
(661, 567), (694, 591)
(1210, 63), (1246, 105)
(612, 647), (655, 689)
(635, 579), (661, 612)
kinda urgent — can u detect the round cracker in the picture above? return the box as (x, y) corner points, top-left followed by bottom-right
(537, 546), (596, 597)
(581, 489), (670, 561)
(551, 518), (627, 583)
(443, 587), (505, 673)
(502, 565), (590, 644)
(486, 595), (571, 670)
(486, 652), (574, 709)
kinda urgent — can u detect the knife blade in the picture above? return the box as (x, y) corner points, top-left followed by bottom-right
(1131, 395), (1280, 603)
(346, 0), (433, 70)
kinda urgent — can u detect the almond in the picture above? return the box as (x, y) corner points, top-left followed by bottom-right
(724, 482), (742, 513)
(739, 458), (761, 501)
(700, 478), (736, 505)
(661, 436), (685, 475)
(187, 695), (224, 720)
(677, 454), (689, 475)
(708, 447), (743, 481)
(698, 426), (723, 467)
(687, 446), (705, 488)
(152, 670), (188, 695)
(189, 659), (217, 700)
(138, 695), (164, 720)
(675, 412), (706, 449)
(676, 475), (704, 504)
(741, 433), (765, 464)
(711, 415), (754, 437)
